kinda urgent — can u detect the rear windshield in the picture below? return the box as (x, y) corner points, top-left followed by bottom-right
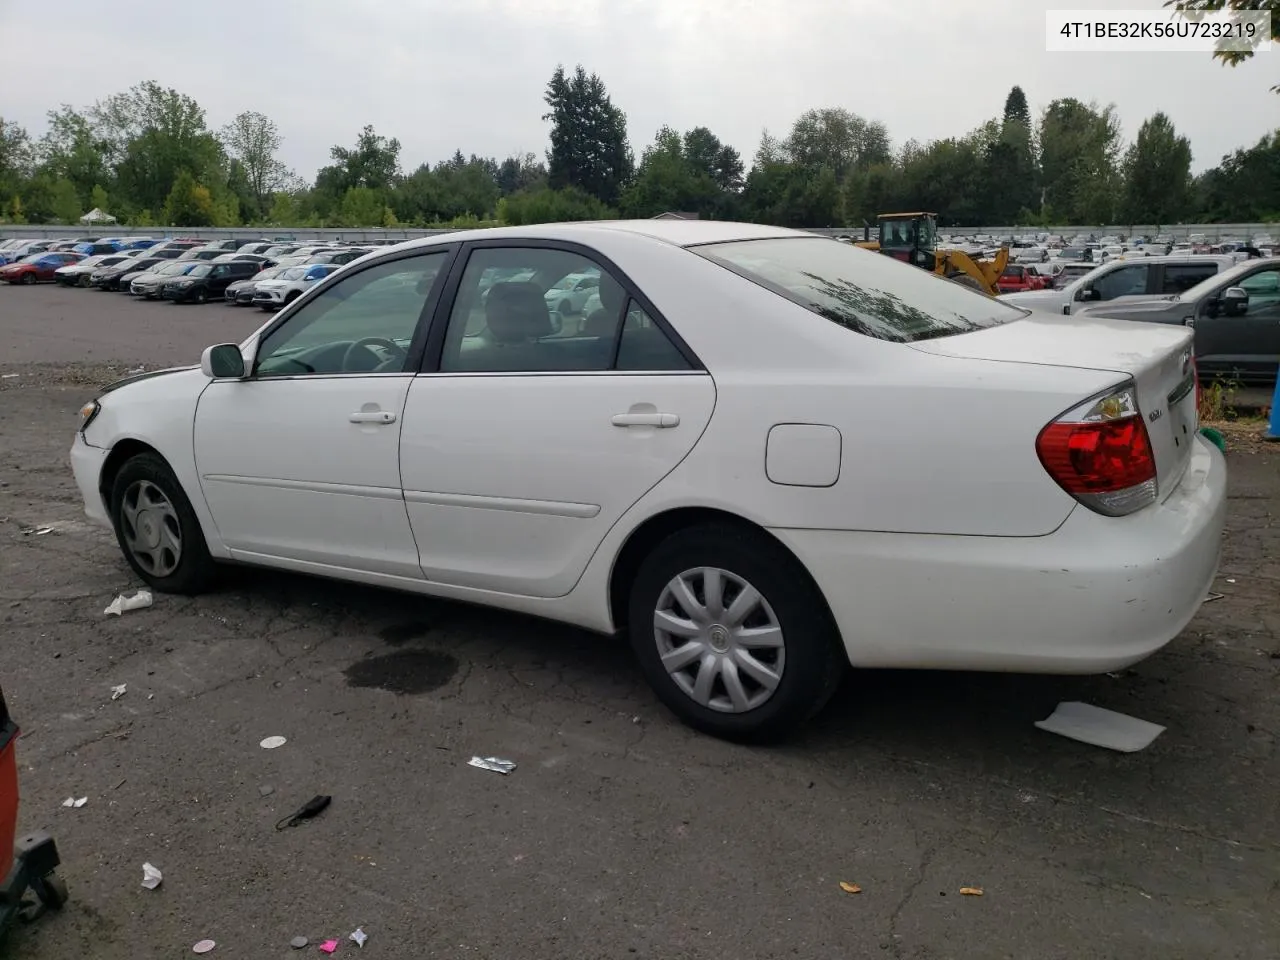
(696, 237), (1025, 343)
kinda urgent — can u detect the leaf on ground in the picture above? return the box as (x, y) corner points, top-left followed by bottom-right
(839, 881), (862, 894)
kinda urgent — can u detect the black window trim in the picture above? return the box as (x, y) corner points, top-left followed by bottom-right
(418, 237), (705, 375)
(249, 242), (460, 379)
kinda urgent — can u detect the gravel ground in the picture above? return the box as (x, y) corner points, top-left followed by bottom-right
(1, 282), (1278, 959)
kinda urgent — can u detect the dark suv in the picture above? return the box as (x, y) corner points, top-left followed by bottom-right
(162, 260), (261, 303)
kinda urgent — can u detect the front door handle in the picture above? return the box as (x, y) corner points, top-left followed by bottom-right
(349, 410), (396, 424)
(612, 412), (679, 428)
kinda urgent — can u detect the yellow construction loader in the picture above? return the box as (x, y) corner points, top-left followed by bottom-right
(851, 212), (1008, 295)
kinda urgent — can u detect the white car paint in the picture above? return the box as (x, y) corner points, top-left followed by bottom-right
(71, 220), (1226, 698)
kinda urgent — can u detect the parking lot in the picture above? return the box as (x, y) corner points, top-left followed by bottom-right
(2, 282), (1279, 958)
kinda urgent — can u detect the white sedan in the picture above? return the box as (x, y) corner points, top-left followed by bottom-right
(70, 221), (1227, 740)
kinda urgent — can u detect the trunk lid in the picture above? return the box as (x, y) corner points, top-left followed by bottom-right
(911, 312), (1198, 497)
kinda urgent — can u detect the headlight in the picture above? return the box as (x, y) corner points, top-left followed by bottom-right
(177, 279), (194, 286)
(79, 400), (101, 432)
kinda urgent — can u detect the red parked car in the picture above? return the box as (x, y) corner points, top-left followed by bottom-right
(996, 264), (1050, 294)
(0, 252), (86, 284)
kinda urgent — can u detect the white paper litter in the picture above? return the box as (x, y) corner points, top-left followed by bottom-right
(104, 589), (153, 616)
(1034, 701), (1165, 753)
(350, 927), (368, 948)
(110, 683), (128, 701)
(259, 735), (287, 750)
(72, 796), (87, 808)
(141, 862), (163, 890)
(468, 756), (517, 775)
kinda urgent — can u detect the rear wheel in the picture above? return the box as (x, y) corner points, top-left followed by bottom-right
(110, 453), (217, 595)
(21, 273), (35, 285)
(627, 523), (846, 741)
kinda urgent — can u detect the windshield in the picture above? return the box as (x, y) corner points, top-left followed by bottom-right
(77, 255), (106, 267)
(19, 253), (46, 264)
(279, 266), (308, 280)
(698, 237), (1025, 343)
(157, 262), (192, 276)
(187, 264), (213, 278)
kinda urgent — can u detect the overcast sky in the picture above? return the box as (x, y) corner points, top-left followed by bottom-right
(0, 0), (1275, 180)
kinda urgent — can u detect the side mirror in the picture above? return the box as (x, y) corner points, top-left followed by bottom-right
(1222, 286), (1249, 315)
(201, 343), (246, 379)
(1074, 286), (1090, 302)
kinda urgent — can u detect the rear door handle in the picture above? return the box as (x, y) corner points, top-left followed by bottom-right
(349, 411), (396, 424)
(612, 412), (679, 428)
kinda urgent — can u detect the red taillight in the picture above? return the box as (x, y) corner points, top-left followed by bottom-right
(1036, 385), (1157, 517)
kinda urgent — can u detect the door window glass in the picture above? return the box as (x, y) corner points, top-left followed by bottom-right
(440, 248), (620, 372)
(1160, 263), (1218, 294)
(1091, 264), (1148, 300)
(616, 301), (692, 371)
(254, 252), (448, 377)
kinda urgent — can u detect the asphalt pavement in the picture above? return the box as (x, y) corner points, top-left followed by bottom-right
(1, 282), (1278, 959)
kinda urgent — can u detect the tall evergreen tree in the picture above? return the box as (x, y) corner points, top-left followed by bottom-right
(543, 65), (633, 206)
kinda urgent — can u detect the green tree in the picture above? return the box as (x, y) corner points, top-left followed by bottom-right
(8, 195), (25, 224)
(162, 169), (214, 226)
(322, 124), (401, 194)
(50, 177), (81, 222)
(543, 64), (633, 206)
(1003, 86), (1031, 126)
(1038, 99), (1122, 222)
(1166, 0), (1280, 91)
(339, 186), (386, 225)
(221, 111), (293, 219)
(495, 152), (548, 195)
(682, 127), (745, 192)
(0, 117), (34, 201)
(783, 108), (892, 180)
(36, 106), (111, 205)
(89, 184), (109, 213)
(500, 186), (615, 225)
(1192, 131), (1280, 219)
(94, 83), (224, 213)
(267, 191), (298, 225)
(1121, 113), (1193, 223)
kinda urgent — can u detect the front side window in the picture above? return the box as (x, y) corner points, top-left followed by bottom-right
(698, 237), (1024, 343)
(255, 252), (448, 378)
(1090, 264), (1148, 300)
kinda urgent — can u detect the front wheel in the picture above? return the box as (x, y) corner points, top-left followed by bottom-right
(21, 273), (35, 285)
(627, 523), (846, 741)
(110, 452), (217, 595)
(194, 288), (207, 304)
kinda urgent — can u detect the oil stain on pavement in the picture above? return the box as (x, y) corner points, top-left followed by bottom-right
(344, 649), (459, 694)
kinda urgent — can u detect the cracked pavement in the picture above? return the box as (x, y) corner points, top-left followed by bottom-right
(1, 285), (1279, 958)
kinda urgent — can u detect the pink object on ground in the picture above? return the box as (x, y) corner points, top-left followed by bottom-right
(319, 940), (339, 954)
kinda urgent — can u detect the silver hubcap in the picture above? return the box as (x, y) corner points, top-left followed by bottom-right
(120, 480), (182, 577)
(654, 567), (785, 714)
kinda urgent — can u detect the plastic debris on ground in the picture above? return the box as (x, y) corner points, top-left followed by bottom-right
(468, 756), (517, 775)
(1034, 701), (1165, 753)
(192, 939), (216, 954)
(61, 797), (87, 808)
(141, 862), (163, 890)
(259, 785), (275, 797)
(275, 794), (332, 831)
(104, 589), (153, 616)
(319, 940), (339, 954)
(1204, 592), (1225, 602)
(289, 936), (309, 949)
(110, 683), (128, 701)
(838, 881), (861, 894)
(350, 927), (368, 948)
(0, 373), (19, 379)
(33, 527), (53, 536)
(259, 735), (287, 750)
(960, 887), (984, 896)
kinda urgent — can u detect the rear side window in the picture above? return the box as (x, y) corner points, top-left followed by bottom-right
(697, 237), (1025, 343)
(1161, 263), (1219, 294)
(1090, 264), (1148, 300)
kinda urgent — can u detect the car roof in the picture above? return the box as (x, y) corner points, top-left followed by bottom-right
(388, 220), (805, 255)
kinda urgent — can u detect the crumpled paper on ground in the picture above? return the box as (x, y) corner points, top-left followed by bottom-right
(105, 589), (153, 616)
(141, 862), (163, 890)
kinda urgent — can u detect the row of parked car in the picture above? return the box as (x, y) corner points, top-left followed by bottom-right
(0, 235), (390, 309)
(997, 252), (1280, 385)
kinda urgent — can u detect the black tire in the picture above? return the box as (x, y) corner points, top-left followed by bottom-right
(558, 299), (573, 316)
(627, 523), (846, 742)
(109, 452), (217, 595)
(31, 873), (68, 910)
(21, 273), (35, 285)
(194, 288), (207, 304)
(284, 291), (300, 305)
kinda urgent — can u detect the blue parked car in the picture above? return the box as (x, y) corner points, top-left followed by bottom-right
(72, 241), (123, 256)
(117, 238), (159, 251)
(0, 240), (51, 265)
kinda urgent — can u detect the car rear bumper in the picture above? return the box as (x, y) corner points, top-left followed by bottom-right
(69, 435), (111, 529)
(772, 435), (1227, 673)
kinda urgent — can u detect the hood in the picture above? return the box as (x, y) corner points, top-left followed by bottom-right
(100, 364), (200, 396)
(999, 288), (1067, 308)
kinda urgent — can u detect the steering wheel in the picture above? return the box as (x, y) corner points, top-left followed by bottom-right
(341, 337), (407, 372)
